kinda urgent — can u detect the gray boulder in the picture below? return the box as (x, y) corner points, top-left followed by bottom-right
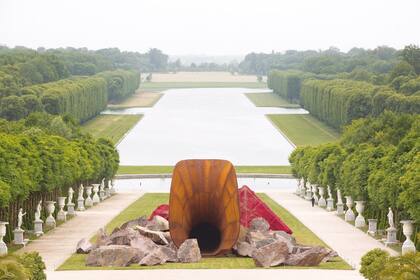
(136, 226), (169, 245)
(249, 217), (270, 232)
(120, 216), (148, 230)
(86, 245), (139, 267)
(109, 227), (140, 245)
(160, 245), (178, 262)
(235, 241), (255, 257)
(76, 238), (93, 254)
(177, 239), (201, 263)
(130, 235), (159, 252)
(252, 241), (289, 267)
(147, 215), (169, 231)
(95, 228), (111, 247)
(285, 246), (331, 266)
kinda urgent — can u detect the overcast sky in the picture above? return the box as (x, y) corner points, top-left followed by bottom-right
(0, 0), (419, 55)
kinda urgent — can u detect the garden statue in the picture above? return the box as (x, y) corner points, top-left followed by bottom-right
(68, 187), (74, 203)
(77, 184), (85, 211)
(35, 200), (42, 221)
(385, 208), (397, 245)
(0, 221), (8, 255)
(326, 186), (334, 211)
(336, 188), (344, 215)
(327, 185), (332, 199)
(78, 184), (84, 200)
(67, 187), (76, 215)
(387, 207), (395, 229)
(17, 208), (26, 230)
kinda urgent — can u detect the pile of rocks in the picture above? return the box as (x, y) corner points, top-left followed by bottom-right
(76, 215), (336, 268)
(234, 217), (337, 267)
(76, 215), (201, 267)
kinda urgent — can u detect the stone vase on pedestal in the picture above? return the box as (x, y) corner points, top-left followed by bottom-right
(326, 197), (334, 211)
(45, 201), (56, 228)
(0, 221), (8, 256)
(57, 197), (67, 222)
(318, 187), (326, 207)
(85, 186), (93, 207)
(400, 220), (416, 254)
(367, 219), (377, 236)
(344, 196), (355, 222)
(354, 201), (366, 228)
(92, 184), (100, 205)
(312, 185), (319, 204)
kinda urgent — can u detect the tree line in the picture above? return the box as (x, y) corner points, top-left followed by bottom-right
(0, 113), (119, 242)
(289, 112), (419, 248)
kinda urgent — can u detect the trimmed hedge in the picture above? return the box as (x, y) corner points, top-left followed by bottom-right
(97, 69), (140, 101)
(267, 70), (311, 102)
(300, 79), (420, 129)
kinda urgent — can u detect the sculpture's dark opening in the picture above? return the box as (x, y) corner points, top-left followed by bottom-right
(189, 223), (221, 253)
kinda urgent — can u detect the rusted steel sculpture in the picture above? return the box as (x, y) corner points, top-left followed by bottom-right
(169, 159), (240, 256)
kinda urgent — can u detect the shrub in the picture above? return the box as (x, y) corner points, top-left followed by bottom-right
(360, 248), (390, 280)
(18, 252), (46, 280)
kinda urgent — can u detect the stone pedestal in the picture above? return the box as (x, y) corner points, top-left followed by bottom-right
(336, 202), (344, 215)
(13, 228), (27, 245)
(305, 188), (312, 201)
(0, 221), (8, 256)
(45, 201), (56, 228)
(85, 186), (93, 207)
(385, 227), (398, 246)
(318, 187), (326, 207)
(326, 198), (334, 211)
(92, 184), (100, 205)
(367, 219), (377, 236)
(400, 220), (416, 255)
(312, 185), (319, 204)
(77, 198), (85, 211)
(354, 201), (366, 228)
(344, 196), (355, 222)
(34, 219), (44, 236)
(67, 203), (76, 216)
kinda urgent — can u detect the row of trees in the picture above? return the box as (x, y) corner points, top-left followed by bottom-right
(300, 79), (420, 129)
(0, 113), (119, 241)
(0, 69), (140, 122)
(289, 112), (419, 248)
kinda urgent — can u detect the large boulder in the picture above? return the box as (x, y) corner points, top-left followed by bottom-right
(76, 238), (93, 254)
(109, 227), (140, 245)
(95, 228), (111, 247)
(245, 230), (272, 246)
(285, 246), (331, 266)
(130, 235), (159, 252)
(147, 215), (169, 231)
(120, 216), (148, 230)
(138, 245), (178, 266)
(86, 245), (139, 267)
(177, 239), (201, 263)
(249, 217), (270, 232)
(136, 226), (169, 245)
(160, 245), (178, 262)
(252, 241), (289, 267)
(235, 241), (255, 257)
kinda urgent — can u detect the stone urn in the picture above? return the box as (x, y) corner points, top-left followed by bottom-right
(344, 196), (355, 222)
(85, 186), (93, 207)
(312, 185), (319, 204)
(354, 201), (366, 228)
(400, 220), (416, 254)
(57, 196), (67, 222)
(318, 186), (326, 207)
(45, 201), (56, 228)
(0, 221), (8, 256)
(367, 219), (377, 236)
(92, 184), (101, 205)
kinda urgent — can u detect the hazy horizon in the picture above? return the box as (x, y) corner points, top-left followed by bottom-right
(1, 0), (419, 56)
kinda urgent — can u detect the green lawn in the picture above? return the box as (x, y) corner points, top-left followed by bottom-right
(117, 165), (292, 175)
(268, 114), (339, 146)
(81, 115), (142, 145)
(140, 82), (266, 92)
(58, 193), (351, 270)
(245, 92), (301, 108)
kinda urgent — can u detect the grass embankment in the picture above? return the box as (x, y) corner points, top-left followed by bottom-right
(59, 193), (351, 270)
(245, 92), (301, 108)
(268, 114), (340, 146)
(140, 82), (266, 92)
(81, 115), (142, 145)
(108, 92), (163, 109)
(117, 165), (292, 175)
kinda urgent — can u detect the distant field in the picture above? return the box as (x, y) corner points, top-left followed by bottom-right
(81, 115), (142, 145)
(117, 165), (292, 175)
(108, 92), (163, 109)
(150, 71), (264, 82)
(268, 114), (339, 146)
(245, 92), (301, 108)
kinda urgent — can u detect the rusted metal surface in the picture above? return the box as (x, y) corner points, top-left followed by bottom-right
(169, 159), (240, 256)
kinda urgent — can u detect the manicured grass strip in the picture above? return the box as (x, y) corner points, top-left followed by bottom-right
(117, 165), (292, 175)
(267, 114), (339, 146)
(81, 115), (142, 145)
(140, 82), (266, 91)
(108, 92), (163, 109)
(245, 92), (301, 108)
(58, 193), (351, 270)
